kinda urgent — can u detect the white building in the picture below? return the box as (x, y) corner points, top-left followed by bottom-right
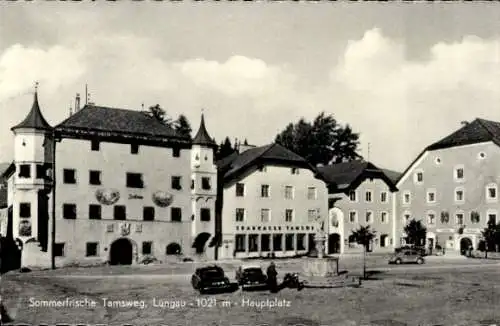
(2, 92), (218, 268)
(215, 143), (329, 259)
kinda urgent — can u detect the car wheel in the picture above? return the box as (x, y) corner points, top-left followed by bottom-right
(416, 258), (424, 265)
(395, 259), (402, 265)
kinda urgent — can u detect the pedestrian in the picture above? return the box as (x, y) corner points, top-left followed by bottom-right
(266, 261), (278, 293)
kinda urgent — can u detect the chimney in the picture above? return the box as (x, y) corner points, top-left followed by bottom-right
(75, 93), (81, 112)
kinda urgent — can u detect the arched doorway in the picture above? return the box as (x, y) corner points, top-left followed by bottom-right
(166, 242), (182, 255)
(192, 233), (211, 254)
(460, 237), (473, 255)
(328, 233), (341, 254)
(109, 238), (134, 265)
(380, 234), (389, 249)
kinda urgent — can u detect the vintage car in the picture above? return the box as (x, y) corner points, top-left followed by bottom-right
(389, 249), (425, 265)
(191, 265), (238, 294)
(235, 265), (268, 290)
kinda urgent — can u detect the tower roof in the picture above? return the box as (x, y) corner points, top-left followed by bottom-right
(192, 113), (216, 148)
(11, 91), (52, 132)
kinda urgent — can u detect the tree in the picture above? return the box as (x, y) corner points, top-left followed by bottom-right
(481, 219), (497, 259)
(216, 137), (237, 161)
(403, 219), (427, 247)
(174, 114), (192, 138)
(145, 104), (173, 126)
(350, 225), (376, 279)
(275, 112), (362, 166)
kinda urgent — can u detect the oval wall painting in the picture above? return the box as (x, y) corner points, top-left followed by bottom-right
(152, 191), (174, 207)
(95, 188), (120, 205)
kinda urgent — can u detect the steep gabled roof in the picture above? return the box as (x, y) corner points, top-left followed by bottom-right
(11, 92), (52, 131)
(427, 118), (500, 151)
(217, 143), (316, 183)
(55, 104), (190, 144)
(192, 114), (216, 148)
(396, 118), (500, 186)
(317, 160), (398, 192)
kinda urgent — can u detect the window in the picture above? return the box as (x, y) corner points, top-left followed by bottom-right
(18, 164), (31, 178)
(191, 179), (195, 190)
(486, 184), (497, 202)
(113, 205), (126, 220)
(143, 206), (155, 221)
(89, 170), (101, 185)
(89, 204), (101, 220)
(297, 234), (306, 251)
(307, 209), (317, 222)
(349, 211), (357, 223)
(455, 187), (465, 202)
(91, 140), (100, 151)
(285, 234), (294, 251)
(426, 189), (436, 203)
(403, 212), (411, 224)
(377, 191), (387, 203)
(261, 209), (270, 222)
(171, 207), (182, 222)
(235, 183), (245, 197)
(131, 144), (139, 154)
(488, 212), (497, 225)
(285, 209), (293, 222)
(171, 176), (182, 190)
(235, 208), (245, 222)
(478, 152), (486, 159)
(173, 148), (181, 158)
(427, 212), (436, 225)
(455, 213), (464, 225)
(18, 203), (31, 218)
(249, 234), (258, 252)
(381, 211), (388, 223)
(365, 190), (372, 202)
(273, 234), (283, 251)
(307, 187), (317, 200)
(402, 191), (411, 205)
(36, 164), (46, 179)
(470, 211), (480, 224)
(235, 234), (246, 252)
(200, 208), (211, 221)
(284, 186), (294, 199)
(86, 242), (98, 257)
(261, 234), (270, 251)
(365, 211), (373, 223)
(454, 166), (464, 181)
(63, 204), (77, 219)
(261, 185), (270, 198)
(291, 168), (299, 175)
(63, 169), (76, 184)
(142, 241), (153, 255)
(126, 173), (143, 188)
(201, 177), (211, 190)
(349, 190), (357, 202)
(414, 170), (424, 184)
(435, 157), (441, 164)
(54, 243), (65, 257)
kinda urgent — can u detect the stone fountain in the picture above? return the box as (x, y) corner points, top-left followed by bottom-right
(300, 212), (360, 288)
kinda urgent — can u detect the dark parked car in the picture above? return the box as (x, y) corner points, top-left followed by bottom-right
(389, 249), (425, 265)
(191, 265), (238, 294)
(395, 245), (427, 256)
(235, 265), (268, 290)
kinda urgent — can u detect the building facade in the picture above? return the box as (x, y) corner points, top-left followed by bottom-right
(3, 92), (218, 267)
(318, 161), (399, 254)
(396, 118), (500, 255)
(216, 143), (329, 259)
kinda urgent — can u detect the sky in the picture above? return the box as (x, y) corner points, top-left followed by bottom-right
(1, 3), (500, 171)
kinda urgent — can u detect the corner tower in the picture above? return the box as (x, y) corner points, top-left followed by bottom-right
(10, 89), (53, 256)
(190, 113), (218, 260)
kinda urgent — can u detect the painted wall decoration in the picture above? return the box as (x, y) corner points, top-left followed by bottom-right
(19, 219), (32, 237)
(120, 223), (131, 236)
(152, 191), (174, 207)
(95, 189), (120, 205)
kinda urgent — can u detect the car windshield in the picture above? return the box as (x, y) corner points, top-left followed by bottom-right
(201, 269), (224, 278)
(243, 268), (263, 275)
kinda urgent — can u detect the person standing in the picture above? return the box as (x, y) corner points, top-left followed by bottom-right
(266, 262), (278, 293)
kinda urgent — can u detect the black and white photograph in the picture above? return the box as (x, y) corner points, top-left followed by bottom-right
(1, 2), (500, 326)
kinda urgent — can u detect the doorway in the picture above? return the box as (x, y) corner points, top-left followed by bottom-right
(460, 237), (473, 256)
(109, 238), (133, 265)
(328, 233), (341, 254)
